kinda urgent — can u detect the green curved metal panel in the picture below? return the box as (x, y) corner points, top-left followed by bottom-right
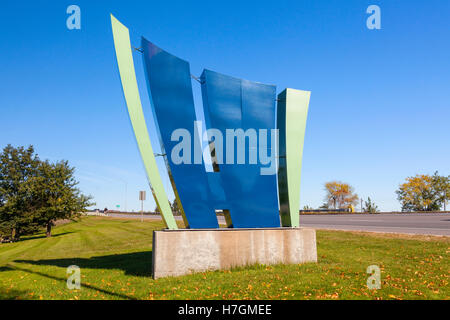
(277, 88), (310, 227)
(110, 14), (177, 230)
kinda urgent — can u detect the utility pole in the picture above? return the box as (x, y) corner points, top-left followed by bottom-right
(361, 198), (363, 213)
(139, 191), (146, 222)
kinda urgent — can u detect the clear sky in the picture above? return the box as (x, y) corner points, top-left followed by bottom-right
(1, 0), (449, 212)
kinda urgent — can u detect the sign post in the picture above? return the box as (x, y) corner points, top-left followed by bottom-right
(139, 191), (146, 222)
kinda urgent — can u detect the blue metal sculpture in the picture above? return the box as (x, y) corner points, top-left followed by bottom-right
(112, 16), (311, 230)
(201, 70), (280, 228)
(141, 38), (219, 229)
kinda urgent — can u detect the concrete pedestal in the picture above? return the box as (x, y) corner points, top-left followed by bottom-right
(152, 228), (317, 279)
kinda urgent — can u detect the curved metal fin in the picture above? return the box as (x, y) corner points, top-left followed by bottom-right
(201, 69), (280, 228)
(141, 38), (219, 229)
(110, 14), (177, 229)
(277, 88), (310, 227)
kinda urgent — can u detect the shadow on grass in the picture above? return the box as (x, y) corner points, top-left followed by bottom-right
(15, 251), (152, 277)
(6, 263), (140, 300)
(0, 266), (30, 299)
(21, 232), (75, 241)
(0, 287), (27, 300)
(0, 266), (13, 272)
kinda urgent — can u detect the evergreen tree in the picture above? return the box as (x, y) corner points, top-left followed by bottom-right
(363, 197), (379, 214)
(0, 145), (40, 240)
(171, 199), (182, 216)
(29, 160), (93, 237)
(0, 145), (93, 239)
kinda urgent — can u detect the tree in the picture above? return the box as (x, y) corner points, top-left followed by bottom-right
(0, 145), (41, 240)
(432, 172), (450, 211)
(319, 203), (329, 210)
(29, 160), (93, 237)
(363, 197), (379, 214)
(171, 199), (182, 216)
(324, 181), (359, 209)
(0, 145), (93, 240)
(396, 173), (449, 212)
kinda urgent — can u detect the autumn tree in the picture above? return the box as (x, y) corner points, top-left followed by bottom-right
(396, 173), (450, 212)
(324, 181), (359, 209)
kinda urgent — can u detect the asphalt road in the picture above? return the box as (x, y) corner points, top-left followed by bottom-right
(300, 213), (450, 236)
(104, 213), (450, 236)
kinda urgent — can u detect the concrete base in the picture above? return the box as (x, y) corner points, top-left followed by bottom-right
(152, 228), (317, 279)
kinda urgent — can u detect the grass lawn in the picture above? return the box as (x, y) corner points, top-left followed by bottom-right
(0, 217), (448, 300)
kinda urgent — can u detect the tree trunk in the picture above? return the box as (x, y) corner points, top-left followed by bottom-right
(46, 223), (52, 237)
(11, 228), (16, 241)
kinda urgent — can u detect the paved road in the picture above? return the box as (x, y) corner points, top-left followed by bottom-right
(106, 213), (222, 222)
(106, 213), (184, 221)
(105, 213), (450, 236)
(300, 213), (450, 236)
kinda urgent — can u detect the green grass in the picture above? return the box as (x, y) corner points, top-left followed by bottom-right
(0, 217), (448, 300)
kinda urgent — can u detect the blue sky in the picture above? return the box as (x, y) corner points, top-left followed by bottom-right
(1, 0), (449, 212)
